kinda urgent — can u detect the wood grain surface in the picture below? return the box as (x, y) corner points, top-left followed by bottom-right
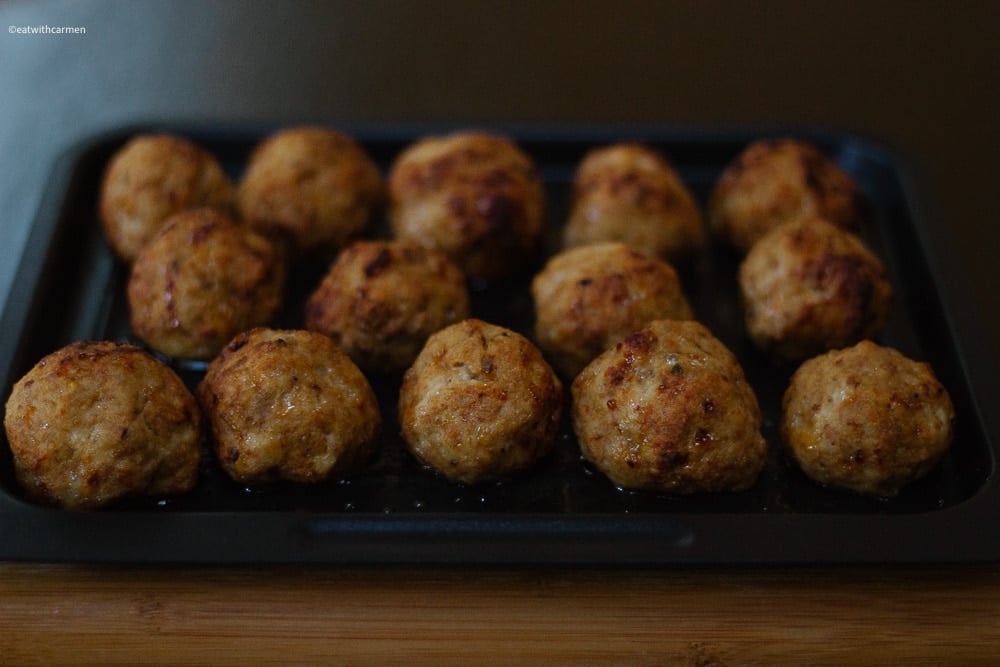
(2, 564), (998, 665)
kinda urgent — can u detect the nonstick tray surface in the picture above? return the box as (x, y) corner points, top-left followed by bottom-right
(1, 124), (996, 564)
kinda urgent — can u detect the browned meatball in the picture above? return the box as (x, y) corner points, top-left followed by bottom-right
(99, 134), (234, 261)
(563, 143), (704, 260)
(738, 217), (892, 361)
(531, 242), (694, 378)
(128, 208), (287, 361)
(238, 127), (383, 254)
(3, 341), (201, 509)
(709, 138), (861, 253)
(388, 132), (545, 282)
(572, 320), (767, 494)
(197, 328), (380, 485)
(305, 239), (470, 373)
(781, 341), (954, 497)
(398, 319), (563, 484)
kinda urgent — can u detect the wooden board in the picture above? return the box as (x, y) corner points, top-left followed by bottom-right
(2, 564), (998, 665)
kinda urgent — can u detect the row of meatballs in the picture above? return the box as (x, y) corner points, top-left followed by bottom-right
(100, 128), (544, 278)
(99, 125), (862, 271)
(2, 319), (953, 510)
(3, 128), (955, 508)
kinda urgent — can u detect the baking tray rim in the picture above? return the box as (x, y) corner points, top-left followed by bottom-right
(2, 492), (998, 564)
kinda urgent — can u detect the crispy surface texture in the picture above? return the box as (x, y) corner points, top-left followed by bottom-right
(709, 138), (860, 253)
(572, 320), (766, 494)
(3, 341), (201, 509)
(305, 239), (470, 373)
(238, 126), (383, 254)
(128, 208), (287, 360)
(99, 133), (234, 261)
(388, 132), (545, 282)
(563, 142), (704, 260)
(398, 319), (563, 484)
(531, 242), (694, 379)
(781, 340), (954, 497)
(738, 217), (892, 361)
(197, 328), (380, 485)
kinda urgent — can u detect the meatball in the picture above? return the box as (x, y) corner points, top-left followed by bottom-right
(572, 320), (767, 494)
(237, 127), (383, 254)
(738, 217), (892, 361)
(781, 341), (954, 497)
(99, 133), (234, 261)
(709, 138), (861, 253)
(531, 242), (694, 379)
(3, 341), (201, 509)
(563, 143), (704, 261)
(128, 208), (287, 361)
(305, 239), (470, 374)
(398, 319), (563, 485)
(388, 132), (545, 282)
(197, 328), (380, 485)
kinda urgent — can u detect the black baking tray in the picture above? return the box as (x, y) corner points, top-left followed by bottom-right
(1, 124), (997, 564)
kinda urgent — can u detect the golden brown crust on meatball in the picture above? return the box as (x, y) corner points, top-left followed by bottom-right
(197, 328), (380, 485)
(709, 138), (861, 253)
(3, 341), (201, 509)
(738, 217), (892, 361)
(304, 239), (470, 373)
(398, 319), (564, 485)
(781, 341), (954, 497)
(572, 320), (766, 494)
(387, 132), (545, 282)
(563, 143), (704, 260)
(237, 127), (383, 254)
(128, 208), (287, 360)
(99, 134), (234, 262)
(531, 242), (694, 379)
